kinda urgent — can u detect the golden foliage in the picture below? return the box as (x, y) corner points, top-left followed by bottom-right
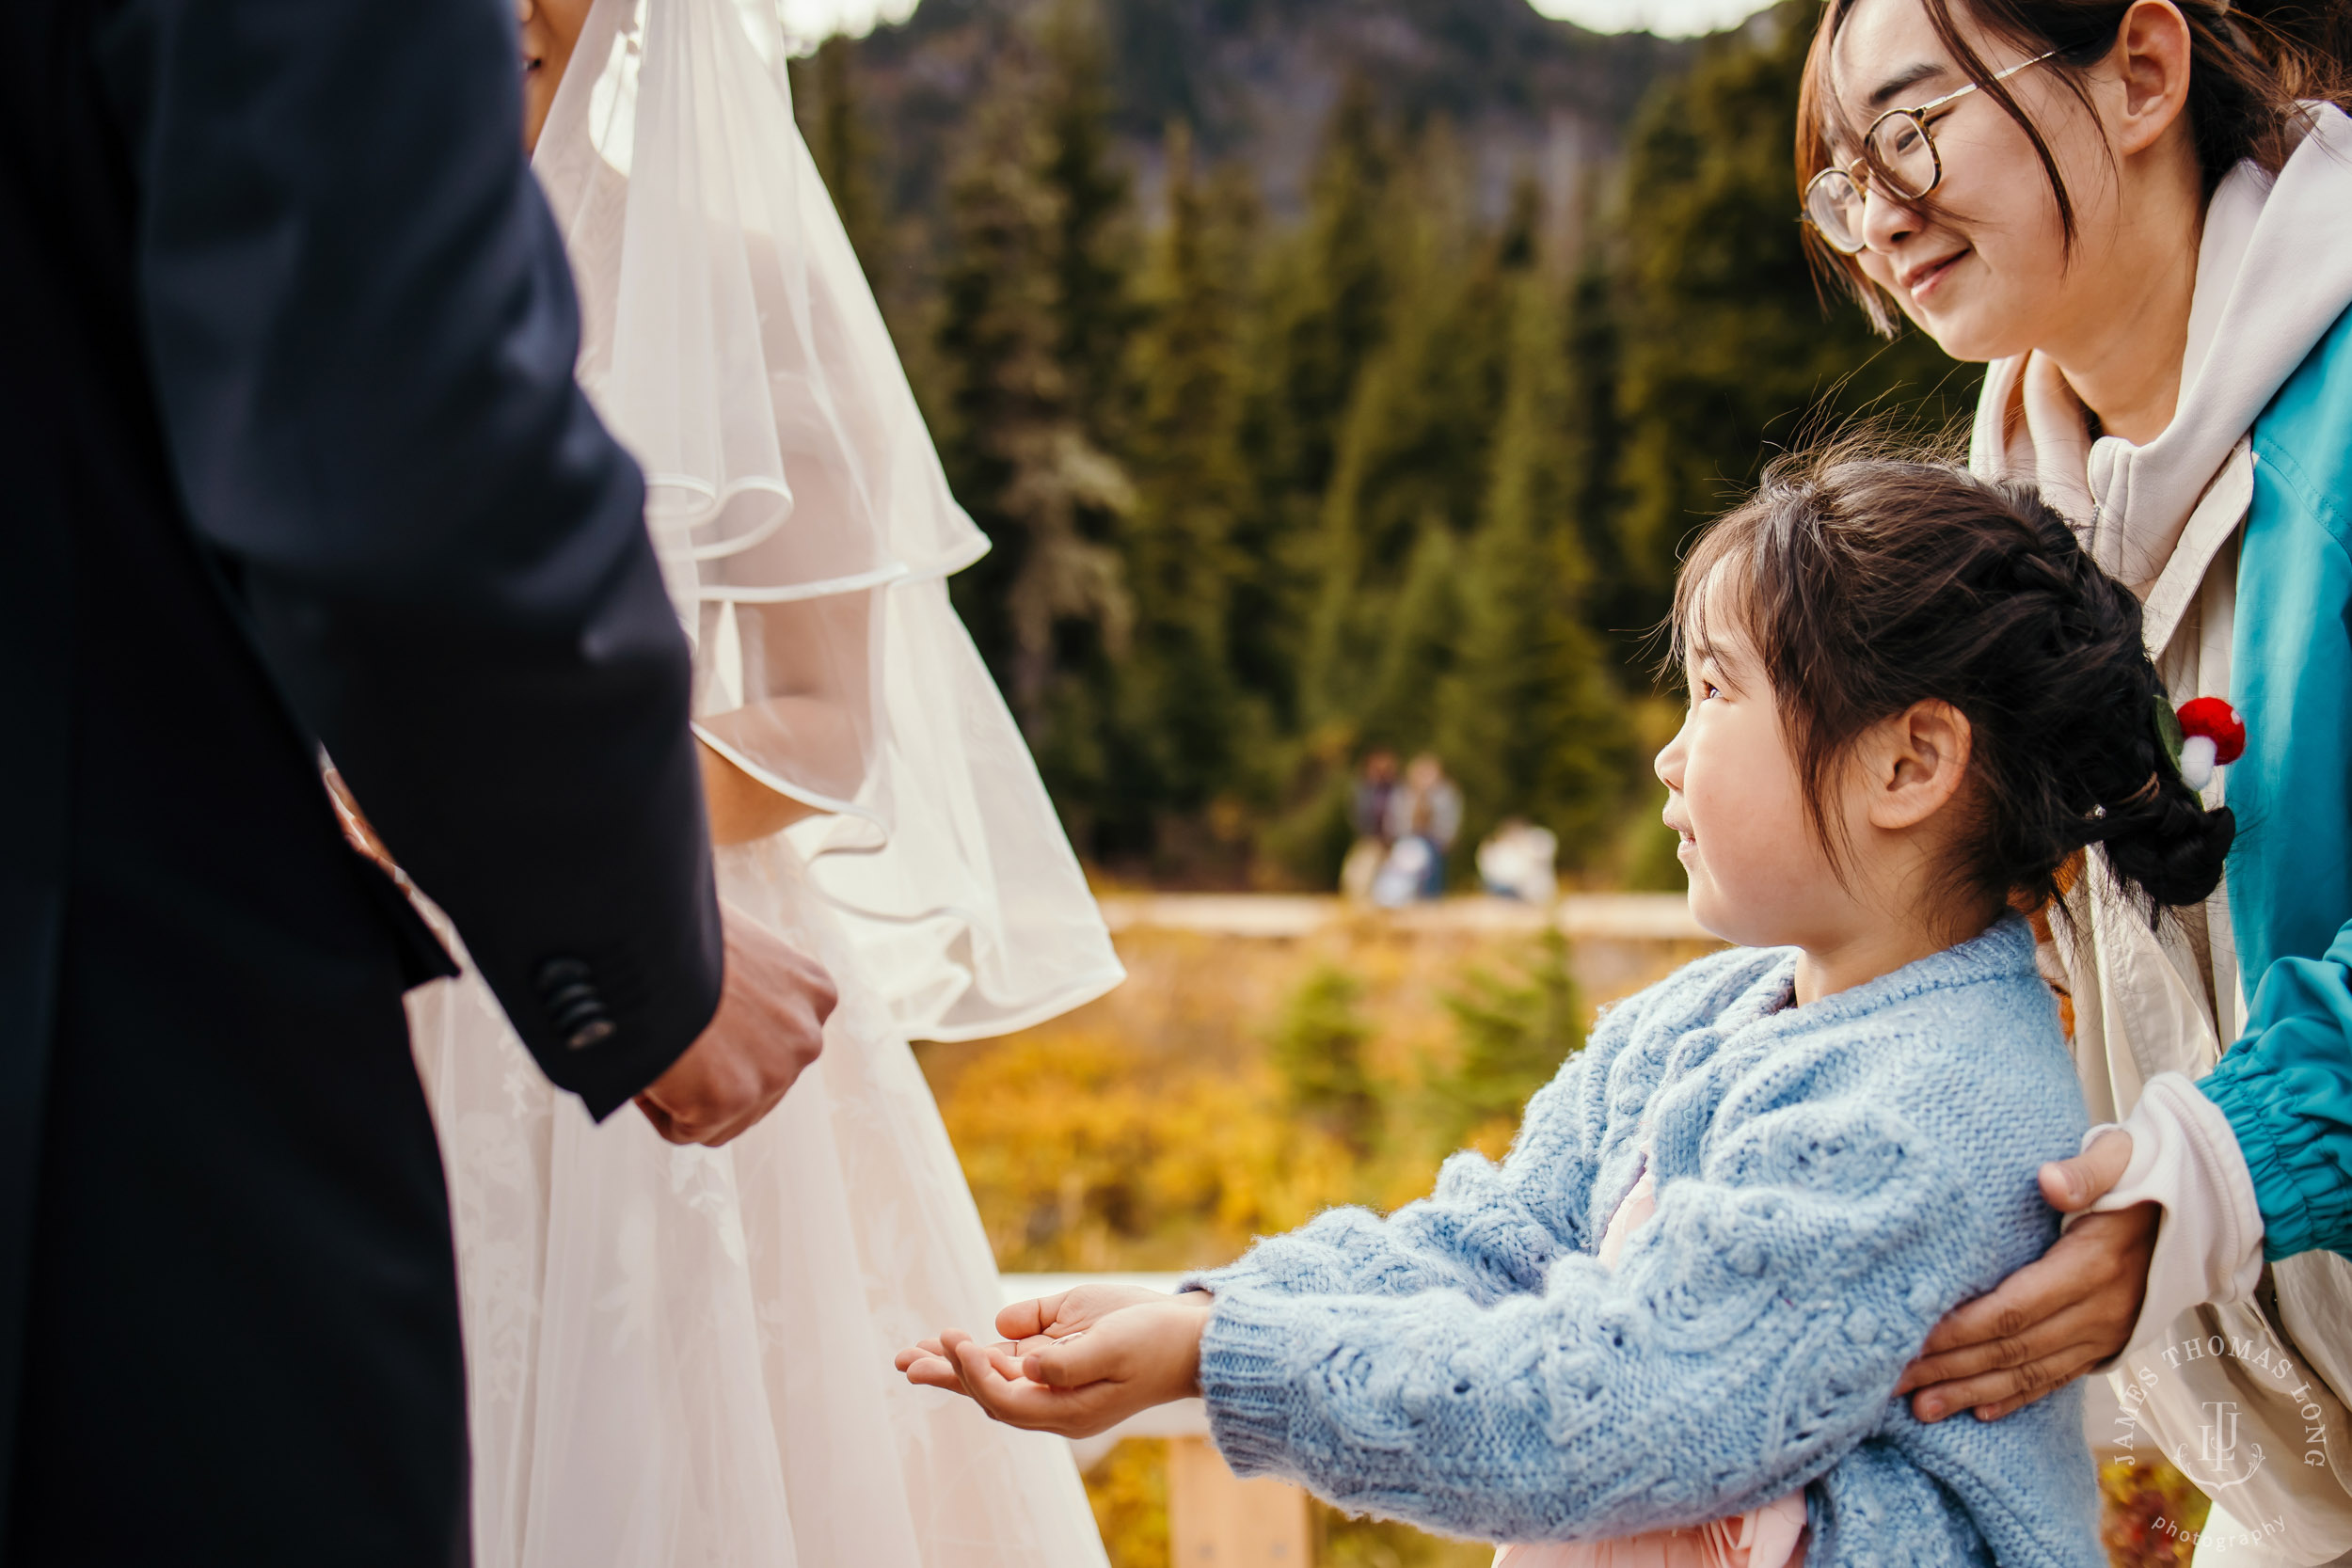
(2099, 1459), (2212, 1567)
(924, 921), (1625, 1274)
(939, 1026), (1365, 1272)
(1086, 1440), (1171, 1568)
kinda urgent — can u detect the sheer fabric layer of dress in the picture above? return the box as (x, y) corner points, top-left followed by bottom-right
(412, 842), (1110, 1568)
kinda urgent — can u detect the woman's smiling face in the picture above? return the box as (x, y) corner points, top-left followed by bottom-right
(1821, 0), (2118, 362)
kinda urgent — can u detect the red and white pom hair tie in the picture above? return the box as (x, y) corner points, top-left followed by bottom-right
(2176, 697), (2246, 791)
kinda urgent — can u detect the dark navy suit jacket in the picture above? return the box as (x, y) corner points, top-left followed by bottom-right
(0, 0), (724, 1559)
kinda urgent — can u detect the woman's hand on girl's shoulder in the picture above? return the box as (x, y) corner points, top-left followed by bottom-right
(1894, 1132), (2153, 1420)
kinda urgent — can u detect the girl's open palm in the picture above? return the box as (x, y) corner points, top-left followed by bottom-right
(895, 1293), (1211, 1438)
(896, 1279), (1168, 1388)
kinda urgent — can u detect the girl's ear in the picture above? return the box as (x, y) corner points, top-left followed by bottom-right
(2111, 0), (2196, 158)
(1866, 699), (1975, 831)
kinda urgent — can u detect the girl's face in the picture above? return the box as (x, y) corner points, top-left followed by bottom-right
(1654, 592), (1851, 951)
(1820, 0), (2127, 362)
(518, 0), (596, 153)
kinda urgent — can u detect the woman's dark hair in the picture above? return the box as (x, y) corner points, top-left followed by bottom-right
(1671, 448), (2233, 914)
(1799, 0), (2352, 331)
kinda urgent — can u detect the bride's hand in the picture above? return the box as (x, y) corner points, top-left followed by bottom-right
(901, 1296), (1214, 1438)
(896, 1280), (1170, 1393)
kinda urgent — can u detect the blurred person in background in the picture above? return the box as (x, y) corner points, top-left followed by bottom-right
(1478, 819), (1561, 906)
(1800, 0), (2352, 1556)
(1383, 752), (1463, 902)
(1341, 749), (1401, 900)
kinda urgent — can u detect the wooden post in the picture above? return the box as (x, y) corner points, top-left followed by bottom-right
(1166, 1434), (1312, 1567)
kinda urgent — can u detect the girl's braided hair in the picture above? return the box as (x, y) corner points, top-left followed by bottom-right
(1671, 448), (2233, 915)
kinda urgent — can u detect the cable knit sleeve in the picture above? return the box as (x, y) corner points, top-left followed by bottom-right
(2199, 920), (2352, 1259)
(1181, 979), (1666, 1309)
(1193, 1073), (1980, 1544)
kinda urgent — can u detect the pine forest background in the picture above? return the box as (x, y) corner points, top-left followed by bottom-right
(789, 0), (1982, 890)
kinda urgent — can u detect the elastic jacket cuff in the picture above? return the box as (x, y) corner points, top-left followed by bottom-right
(2201, 1038), (2352, 1261)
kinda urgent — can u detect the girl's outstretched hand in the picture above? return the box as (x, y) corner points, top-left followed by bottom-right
(895, 1293), (1212, 1438)
(997, 1279), (1174, 1355)
(895, 1279), (1169, 1390)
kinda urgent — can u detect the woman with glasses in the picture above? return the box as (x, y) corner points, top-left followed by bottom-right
(1797, 0), (2352, 1559)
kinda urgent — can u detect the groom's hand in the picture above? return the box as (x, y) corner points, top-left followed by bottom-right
(635, 905), (834, 1146)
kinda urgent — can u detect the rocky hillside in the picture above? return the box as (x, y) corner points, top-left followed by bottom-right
(837, 0), (1697, 226)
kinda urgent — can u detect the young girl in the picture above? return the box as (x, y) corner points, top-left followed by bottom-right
(899, 451), (2234, 1564)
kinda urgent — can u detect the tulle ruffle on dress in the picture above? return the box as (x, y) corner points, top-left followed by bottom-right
(532, 0), (1121, 1039)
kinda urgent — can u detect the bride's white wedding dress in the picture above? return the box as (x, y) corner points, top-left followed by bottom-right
(405, 2), (1123, 1561)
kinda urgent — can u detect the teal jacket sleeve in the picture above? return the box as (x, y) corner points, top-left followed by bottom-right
(2203, 928), (2352, 1259)
(2200, 305), (2352, 1259)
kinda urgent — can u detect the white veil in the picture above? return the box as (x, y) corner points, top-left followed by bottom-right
(532, 0), (1122, 1040)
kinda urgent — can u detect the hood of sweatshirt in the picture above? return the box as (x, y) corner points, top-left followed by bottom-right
(1973, 103), (2352, 610)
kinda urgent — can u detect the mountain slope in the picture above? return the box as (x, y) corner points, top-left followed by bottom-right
(838, 0), (1696, 225)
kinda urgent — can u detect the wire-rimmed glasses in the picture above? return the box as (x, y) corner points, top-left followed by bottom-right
(1803, 49), (2060, 255)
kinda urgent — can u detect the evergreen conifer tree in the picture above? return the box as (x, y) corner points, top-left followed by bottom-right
(1437, 227), (1636, 871)
(932, 64), (1133, 766)
(1560, 255), (1642, 657)
(1302, 131), (1506, 731)
(1269, 966), (1380, 1157)
(1230, 77), (1397, 730)
(1039, 0), (1141, 445)
(1438, 931), (1585, 1141)
(1610, 0), (1974, 627)
(1105, 124), (1261, 858)
(1355, 520), (1463, 757)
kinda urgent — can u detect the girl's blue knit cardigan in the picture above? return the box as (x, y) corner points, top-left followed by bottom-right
(1184, 915), (2103, 1566)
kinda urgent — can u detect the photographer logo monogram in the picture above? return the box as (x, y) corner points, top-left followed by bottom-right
(2111, 1327), (2333, 1491)
(2199, 1399), (2255, 1484)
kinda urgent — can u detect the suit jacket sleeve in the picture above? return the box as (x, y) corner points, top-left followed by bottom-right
(92, 0), (723, 1116)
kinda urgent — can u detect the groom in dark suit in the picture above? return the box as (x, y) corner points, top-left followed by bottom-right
(0, 0), (834, 1560)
